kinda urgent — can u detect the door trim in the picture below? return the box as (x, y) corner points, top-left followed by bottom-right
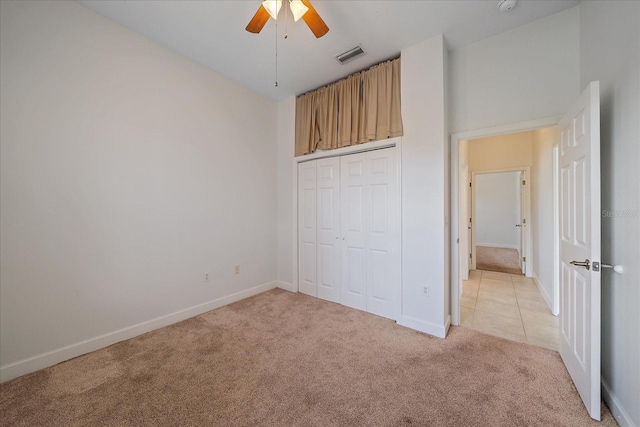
(449, 117), (561, 326)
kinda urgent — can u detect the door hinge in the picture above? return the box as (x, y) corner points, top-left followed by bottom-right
(522, 180), (526, 185)
(469, 182), (472, 187)
(470, 253), (472, 259)
(523, 256), (526, 263)
(522, 218), (526, 224)
(469, 218), (472, 223)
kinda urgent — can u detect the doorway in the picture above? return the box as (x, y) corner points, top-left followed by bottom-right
(450, 120), (560, 350)
(472, 169), (528, 276)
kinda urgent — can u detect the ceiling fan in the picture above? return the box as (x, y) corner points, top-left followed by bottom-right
(246, 0), (329, 38)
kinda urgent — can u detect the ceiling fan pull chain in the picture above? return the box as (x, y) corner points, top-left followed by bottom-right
(284, 0), (289, 39)
(274, 17), (278, 87)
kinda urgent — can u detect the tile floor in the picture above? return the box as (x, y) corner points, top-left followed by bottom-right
(460, 269), (559, 351)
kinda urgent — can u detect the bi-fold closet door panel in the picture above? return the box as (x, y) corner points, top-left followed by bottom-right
(340, 153), (367, 311)
(298, 161), (317, 297)
(340, 149), (400, 320)
(363, 149), (400, 321)
(316, 157), (341, 303)
(298, 147), (400, 321)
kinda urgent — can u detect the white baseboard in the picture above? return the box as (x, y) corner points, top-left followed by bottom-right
(532, 274), (555, 315)
(0, 281), (278, 383)
(276, 281), (295, 292)
(602, 377), (636, 427)
(399, 315), (448, 338)
(476, 243), (519, 251)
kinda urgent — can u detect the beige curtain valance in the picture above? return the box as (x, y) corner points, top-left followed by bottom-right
(295, 57), (403, 157)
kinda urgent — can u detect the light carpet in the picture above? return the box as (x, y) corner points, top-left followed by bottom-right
(476, 246), (524, 275)
(0, 289), (616, 426)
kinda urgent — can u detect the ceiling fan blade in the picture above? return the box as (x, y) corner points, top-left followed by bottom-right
(246, 5), (270, 34)
(301, 0), (329, 38)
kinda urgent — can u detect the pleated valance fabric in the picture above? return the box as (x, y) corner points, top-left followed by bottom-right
(295, 57), (403, 157)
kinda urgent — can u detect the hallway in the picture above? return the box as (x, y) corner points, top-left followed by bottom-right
(460, 270), (559, 351)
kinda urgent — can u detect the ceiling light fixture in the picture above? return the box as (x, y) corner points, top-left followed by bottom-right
(262, 0), (282, 20)
(289, 0), (309, 22)
(245, 0), (329, 89)
(246, 0), (329, 38)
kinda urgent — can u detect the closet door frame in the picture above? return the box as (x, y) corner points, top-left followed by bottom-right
(293, 138), (402, 313)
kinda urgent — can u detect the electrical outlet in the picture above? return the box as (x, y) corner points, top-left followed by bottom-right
(234, 265), (240, 275)
(423, 286), (430, 297)
(204, 273), (210, 282)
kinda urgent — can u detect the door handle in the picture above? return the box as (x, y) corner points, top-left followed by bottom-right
(515, 224), (521, 227)
(570, 259), (590, 270)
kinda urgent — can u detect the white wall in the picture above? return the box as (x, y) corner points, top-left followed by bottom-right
(531, 127), (557, 308)
(276, 97), (295, 290)
(399, 35), (449, 337)
(475, 172), (520, 249)
(0, 1), (278, 381)
(580, 2), (640, 425)
(449, 7), (580, 133)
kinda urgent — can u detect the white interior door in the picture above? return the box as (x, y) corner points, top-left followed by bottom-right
(519, 171), (526, 274)
(460, 164), (470, 280)
(298, 161), (317, 297)
(340, 153), (367, 311)
(559, 81), (601, 420)
(466, 170), (472, 274)
(316, 157), (341, 303)
(364, 149), (400, 320)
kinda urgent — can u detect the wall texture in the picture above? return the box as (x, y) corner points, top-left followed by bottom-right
(276, 97), (295, 290)
(399, 35), (449, 337)
(580, 2), (640, 425)
(0, 1), (278, 380)
(449, 7), (580, 133)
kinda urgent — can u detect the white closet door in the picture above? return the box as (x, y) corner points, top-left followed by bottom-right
(365, 149), (400, 320)
(340, 153), (367, 311)
(298, 161), (317, 297)
(316, 157), (341, 303)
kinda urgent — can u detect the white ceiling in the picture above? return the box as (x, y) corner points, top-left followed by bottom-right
(77, 0), (579, 101)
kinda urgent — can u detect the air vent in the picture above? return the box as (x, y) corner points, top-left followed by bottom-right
(334, 45), (366, 65)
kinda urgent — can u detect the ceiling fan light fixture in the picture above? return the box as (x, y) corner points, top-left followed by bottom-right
(262, 0), (282, 20)
(289, 0), (309, 22)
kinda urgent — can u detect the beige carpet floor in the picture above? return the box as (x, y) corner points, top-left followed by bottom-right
(0, 289), (616, 426)
(476, 246), (524, 275)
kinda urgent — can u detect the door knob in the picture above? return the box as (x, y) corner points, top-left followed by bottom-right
(570, 259), (590, 270)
